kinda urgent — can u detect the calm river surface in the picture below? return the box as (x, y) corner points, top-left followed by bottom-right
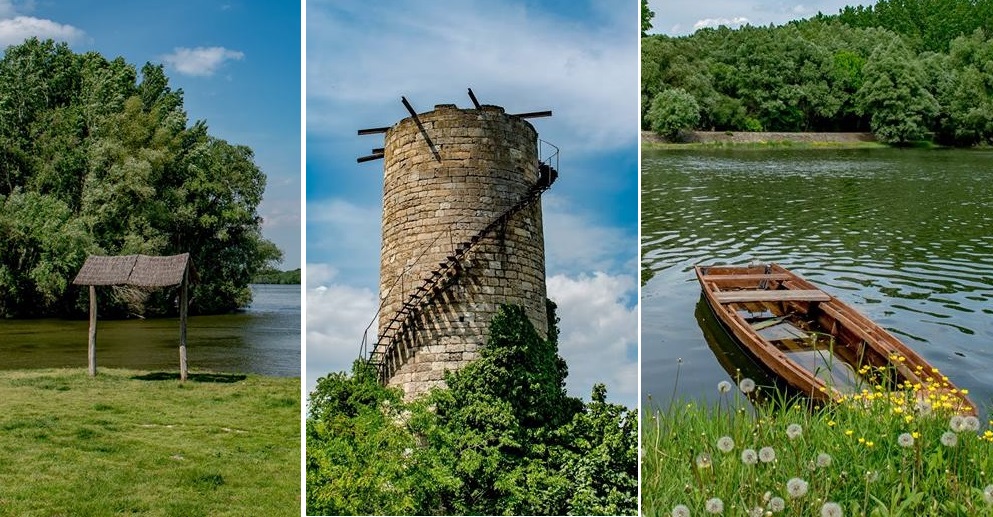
(0, 284), (300, 376)
(642, 148), (993, 414)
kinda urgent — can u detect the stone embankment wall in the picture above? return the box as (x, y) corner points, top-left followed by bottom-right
(642, 130), (876, 144)
(379, 104), (547, 398)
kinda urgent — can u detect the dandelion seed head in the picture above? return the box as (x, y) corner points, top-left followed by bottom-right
(786, 423), (803, 440)
(983, 485), (993, 505)
(741, 448), (758, 465)
(951, 415), (966, 432)
(672, 504), (691, 517)
(768, 496), (785, 512)
(717, 436), (735, 453)
(786, 477), (809, 498)
(739, 378), (756, 394)
(748, 506), (764, 517)
(718, 380), (732, 393)
(941, 431), (958, 448)
(820, 501), (843, 517)
(816, 452), (832, 468)
(865, 470), (879, 483)
(696, 452), (713, 469)
(705, 497), (724, 514)
(898, 432), (915, 448)
(759, 446), (776, 463)
(964, 415), (980, 432)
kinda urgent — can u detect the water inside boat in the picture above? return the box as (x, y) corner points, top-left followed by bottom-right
(742, 310), (867, 393)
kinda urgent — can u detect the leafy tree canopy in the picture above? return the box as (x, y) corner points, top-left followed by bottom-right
(647, 88), (701, 140)
(0, 38), (281, 317)
(641, 0), (993, 146)
(306, 303), (637, 516)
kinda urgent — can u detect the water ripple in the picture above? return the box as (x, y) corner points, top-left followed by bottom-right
(642, 148), (993, 414)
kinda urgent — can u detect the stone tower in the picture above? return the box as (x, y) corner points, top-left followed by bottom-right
(362, 98), (556, 399)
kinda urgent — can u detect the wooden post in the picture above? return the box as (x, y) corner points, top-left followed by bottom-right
(179, 265), (188, 382)
(88, 285), (97, 376)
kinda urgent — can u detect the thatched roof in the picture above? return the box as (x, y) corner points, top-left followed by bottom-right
(73, 253), (192, 287)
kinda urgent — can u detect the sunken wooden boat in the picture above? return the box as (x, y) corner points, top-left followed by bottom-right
(695, 263), (975, 414)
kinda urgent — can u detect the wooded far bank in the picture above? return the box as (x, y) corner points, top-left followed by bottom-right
(642, 0), (993, 146)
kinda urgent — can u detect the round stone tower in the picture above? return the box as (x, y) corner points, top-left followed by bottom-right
(375, 103), (549, 398)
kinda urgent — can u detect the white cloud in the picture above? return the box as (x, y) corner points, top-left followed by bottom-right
(693, 16), (750, 30)
(0, 16), (84, 45)
(162, 46), (244, 77)
(548, 271), (637, 407)
(307, 1), (637, 153)
(542, 194), (634, 276)
(305, 265), (380, 396)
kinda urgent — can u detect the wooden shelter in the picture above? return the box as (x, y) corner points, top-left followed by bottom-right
(72, 253), (194, 380)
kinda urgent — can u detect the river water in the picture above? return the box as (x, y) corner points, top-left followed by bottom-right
(0, 284), (300, 377)
(642, 148), (993, 413)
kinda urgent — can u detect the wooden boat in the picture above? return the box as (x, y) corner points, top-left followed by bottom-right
(695, 263), (976, 414)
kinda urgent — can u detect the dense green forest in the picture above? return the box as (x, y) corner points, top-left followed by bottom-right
(307, 304), (637, 515)
(0, 39), (281, 318)
(252, 268), (300, 284)
(642, 0), (993, 145)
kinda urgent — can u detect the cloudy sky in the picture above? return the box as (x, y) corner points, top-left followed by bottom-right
(647, 0), (876, 36)
(306, 0), (639, 407)
(0, 0), (301, 268)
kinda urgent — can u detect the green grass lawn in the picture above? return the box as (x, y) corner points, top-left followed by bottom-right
(0, 368), (300, 516)
(643, 379), (993, 516)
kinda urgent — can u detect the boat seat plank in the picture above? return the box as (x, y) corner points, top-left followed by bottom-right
(714, 289), (830, 303)
(702, 273), (792, 282)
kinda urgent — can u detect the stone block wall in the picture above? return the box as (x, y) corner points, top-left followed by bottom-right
(378, 104), (547, 398)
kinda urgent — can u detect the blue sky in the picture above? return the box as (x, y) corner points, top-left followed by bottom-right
(0, 0), (301, 269)
(306, 0), (640, 407)
(647, 0), (876, 36)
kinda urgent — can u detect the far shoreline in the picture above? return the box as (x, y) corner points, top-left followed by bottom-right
(643, 130), (886, 150)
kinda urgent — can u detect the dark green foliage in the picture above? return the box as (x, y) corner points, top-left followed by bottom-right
(641, 1), (993, 146)
(305, 305), (637, 516)
(837, 0), (993, 53)
(647, 88), (701, 140)
(0, 39), (280, 317)
(856, 38), (938, 143)
(641, 0), (654, 37)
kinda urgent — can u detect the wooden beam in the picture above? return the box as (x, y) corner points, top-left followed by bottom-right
(357, 127), (389, 135)
(467, 88), (481, 109)
(88, 285), (97, 376)
(179, 265), (189, 382)
(510, 110), (553, 119)
(357, 153), (385, 163)
(714, 289), (831, 303)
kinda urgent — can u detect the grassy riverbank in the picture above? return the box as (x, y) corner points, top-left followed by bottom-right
(0, 368), (300, 516)
(643, 382), (993, 516)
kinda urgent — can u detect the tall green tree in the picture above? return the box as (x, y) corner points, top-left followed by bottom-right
(856, 38), (938, 143)
(0, 38), (280, 317)
(647, 88), (701, 140)
(641, 0), (655, 37)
